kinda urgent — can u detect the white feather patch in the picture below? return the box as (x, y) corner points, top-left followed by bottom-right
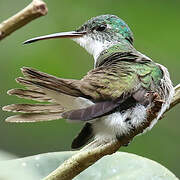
(93, 104), (147, 141)
(73, 36), (112, 65)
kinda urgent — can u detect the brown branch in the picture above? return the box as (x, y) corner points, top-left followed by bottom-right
(168, 84), (180, 110)
(43, 141), (121, 180)
(0, 0), (48, 40)
(43, 84), (180, 180)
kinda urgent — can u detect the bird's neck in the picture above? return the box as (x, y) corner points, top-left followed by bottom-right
(95, 42), (135, 67)
(73, 36), (134, 67)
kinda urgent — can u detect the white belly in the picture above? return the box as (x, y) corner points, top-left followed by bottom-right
(92, 104), (147, 141)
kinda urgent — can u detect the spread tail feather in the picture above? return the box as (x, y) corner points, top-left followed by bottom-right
(5, 113), (63, 123)
(19, 67), (86, 98)
(3, 67), (93, 123)
(7, 89), (53, 102)
(3, 104), (64, 113)
(3, 103), (64, 123)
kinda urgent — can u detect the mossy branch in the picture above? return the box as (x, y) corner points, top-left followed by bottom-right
(0, 0), (48, 40)
(43, 84), (180, 180)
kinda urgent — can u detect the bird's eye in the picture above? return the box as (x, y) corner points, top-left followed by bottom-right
(96, 24), (107, 32)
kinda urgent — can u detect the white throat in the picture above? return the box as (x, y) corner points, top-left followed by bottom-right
(73, 36), (112, 65)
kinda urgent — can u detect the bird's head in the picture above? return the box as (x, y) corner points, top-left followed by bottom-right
(24, 14), (133, 62)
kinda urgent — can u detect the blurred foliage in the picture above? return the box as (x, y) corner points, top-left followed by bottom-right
(0, 152), (178, 180)
(0, 150), (17, 161)
(0, 0), (180, 178)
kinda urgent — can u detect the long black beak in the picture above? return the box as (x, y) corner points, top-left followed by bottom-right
(23, 31), (86, 44)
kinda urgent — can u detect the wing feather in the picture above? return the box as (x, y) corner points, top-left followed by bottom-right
(3, 56), (164, 123)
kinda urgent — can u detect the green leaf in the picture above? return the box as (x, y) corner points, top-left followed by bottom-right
(0, 150), (18, 161)
(0, 151), (178, 180)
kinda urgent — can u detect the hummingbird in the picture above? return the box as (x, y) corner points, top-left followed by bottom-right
(3, 15), (174, 149)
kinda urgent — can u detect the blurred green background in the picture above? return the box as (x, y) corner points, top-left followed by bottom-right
(0, 0), (179, 178)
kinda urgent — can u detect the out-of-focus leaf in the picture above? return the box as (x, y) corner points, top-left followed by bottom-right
(0, 150), (18, 161)
(0, 151), (178, 180)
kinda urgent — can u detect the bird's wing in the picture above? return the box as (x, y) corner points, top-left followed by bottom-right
(3, 57), (163, 122)
(62, 55), (164, 121)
